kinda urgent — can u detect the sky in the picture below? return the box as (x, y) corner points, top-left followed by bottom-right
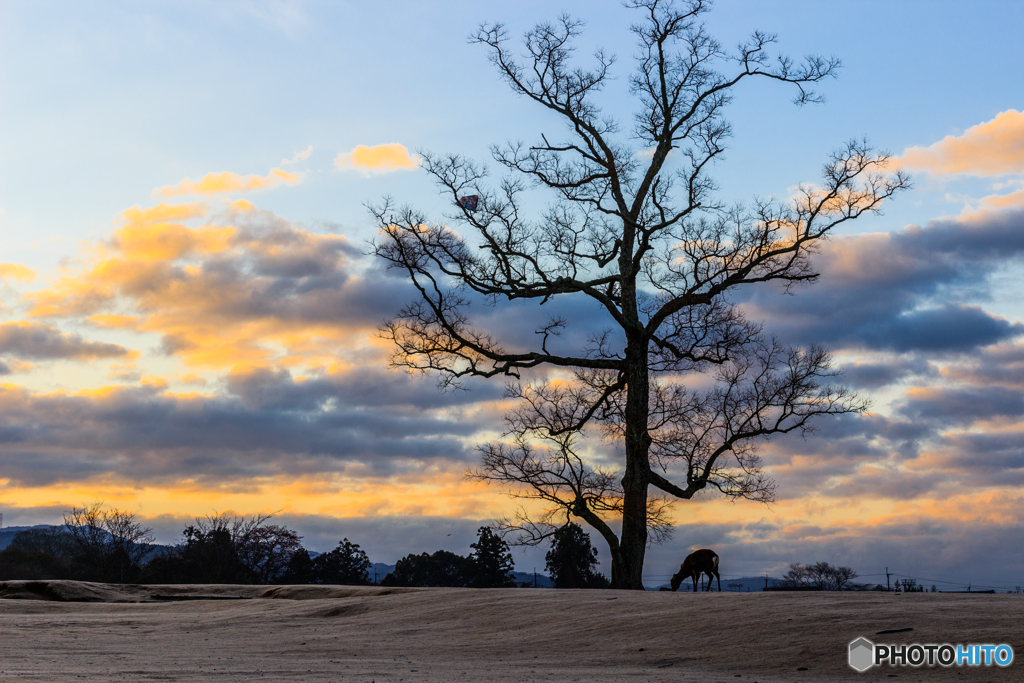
(2, 0), (1024, 589)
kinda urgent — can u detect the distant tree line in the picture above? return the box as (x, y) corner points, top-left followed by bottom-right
(0, 505), (368, 586)
(783, 561), (858, 590)
(0, 504), (611, 589)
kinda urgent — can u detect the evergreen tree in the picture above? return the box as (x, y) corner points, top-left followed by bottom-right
(468, 526), (517, 588)
(314, 538), (371, 585)
(545, 523), (610, 589)
(278, 548), (316, 584)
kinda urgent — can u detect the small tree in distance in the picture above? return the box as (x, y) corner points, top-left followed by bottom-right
(315, 538), (372, 585)
(468, 526), (518, 588)
(783, 561), (857, 590)
(9, 526), (78, 565)
(63, 503), (154, 583)
(279, 548), (317, 584)
(545, 523), (610, 589)
(382, 550), (473, 588)
(373, 0), (908, 589)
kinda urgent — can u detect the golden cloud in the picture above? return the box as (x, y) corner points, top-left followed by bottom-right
(899, 109), (1024, 177)
(0, 263), (36, 283)
(23, 200), (373, 372)
(155, 168), (300, 198)
(0, 470), (507, 522)
(335, 143), (420, 174)
(121, 202), (207, 225)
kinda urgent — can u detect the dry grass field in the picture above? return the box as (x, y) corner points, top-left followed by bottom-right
(0, 581), (1020, 682)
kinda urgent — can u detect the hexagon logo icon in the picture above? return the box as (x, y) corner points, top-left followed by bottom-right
(849, 637), (874, 672)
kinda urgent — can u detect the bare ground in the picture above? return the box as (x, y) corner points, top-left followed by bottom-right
(0, 581), (1019, 682)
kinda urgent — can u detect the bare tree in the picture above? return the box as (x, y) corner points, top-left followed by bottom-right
(64, 503), (155, 583)
(192, 513), (303, 584)
(372, 0), (907, 589)
(784, 561), (858, 590)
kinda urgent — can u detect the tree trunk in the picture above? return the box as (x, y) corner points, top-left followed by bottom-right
(615, 338), (651, 590)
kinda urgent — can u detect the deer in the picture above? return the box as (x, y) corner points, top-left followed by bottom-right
(670, 549), (721, 592)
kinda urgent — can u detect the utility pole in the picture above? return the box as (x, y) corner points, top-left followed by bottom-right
(533, 568), (537, 588)
(886, 567), (891, 592)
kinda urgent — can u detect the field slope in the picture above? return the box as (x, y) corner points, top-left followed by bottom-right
(1, 581), (1019, 681)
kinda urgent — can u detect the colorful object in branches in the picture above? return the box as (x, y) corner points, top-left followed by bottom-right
(458, 195), (480, 212)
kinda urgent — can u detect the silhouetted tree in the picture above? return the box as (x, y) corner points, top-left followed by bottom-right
(783, 561), (857, 590)
(142, 525), (249, 584)
(9, 527), (77, 565)
(545, 523), (609, 589)
(314, 538), (372, 585)
(0, 548), (69, 580)
(63, 503), (154, 583)
(142, 513), (303, 585)
(372, 0), (907, 589)
(382, 550), (473, 587)
(278, 548), (317, 584)
(189, 513), (303, 584)
(468, 526), (517, 588)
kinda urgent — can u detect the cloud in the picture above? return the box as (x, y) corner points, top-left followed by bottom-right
(121, 202), (208, 225)
(741, 208), (1024, 354)
(0, 364), (497, 487)
(0, 263), (36, 284)
(898, 386), (1024, 425)
(940, 341), (1024, 388)
(155, 168), (300, 198)
(22, 205), (410, 370)
(0, 358), (34, 375)
(840, 357), (936, 389)
(980, 188), (1024, 210)
(0, 321), (132, 360)
(898, 109), (1024, 177)
(107, 362), (142, 382)
(335, 143), (420, 175)
(281, 145), (312, 165)
(113, 208), (232, 262)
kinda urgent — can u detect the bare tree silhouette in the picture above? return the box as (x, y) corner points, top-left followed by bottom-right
(372, 0), (907, 589)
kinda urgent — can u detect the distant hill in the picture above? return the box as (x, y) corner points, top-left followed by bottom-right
(0, 525), (56, 551)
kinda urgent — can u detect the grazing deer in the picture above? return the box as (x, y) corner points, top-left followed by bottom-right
(670, 549), (721, 592)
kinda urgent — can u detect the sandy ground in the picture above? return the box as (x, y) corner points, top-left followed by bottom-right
(0, 581), (1020, 682)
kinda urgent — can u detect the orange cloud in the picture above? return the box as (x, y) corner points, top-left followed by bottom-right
(335, 143), (420, 174)
(980, 188), (1024, 209)
(0, 263), (36, 283)
(899, 109), (1024, 176)
(155, 168), (300, 198)
(0, 471), (506, 522)
(113, 222), (235, 262)
(23, 202), (370, 371)
(121, 202), (207, 225)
